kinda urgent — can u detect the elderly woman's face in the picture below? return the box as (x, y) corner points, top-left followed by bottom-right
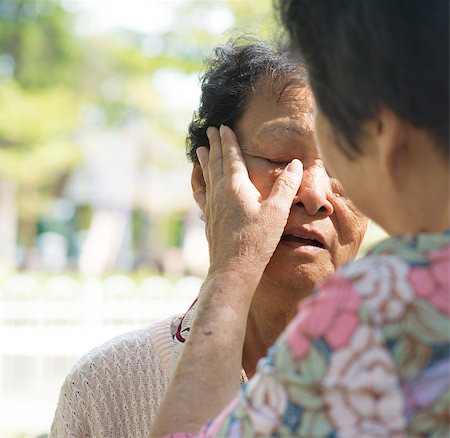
(234, 79), (367, 291)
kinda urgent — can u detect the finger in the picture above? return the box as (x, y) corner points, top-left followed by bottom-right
(193, 190), (206, 213)
(206, 126), (223, 185)
(266, 159), (303, 211)
(219, 125), (249, 179)
(196, 146), (210, 190)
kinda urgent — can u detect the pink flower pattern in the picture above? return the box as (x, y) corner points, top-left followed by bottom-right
(285, 275), (360, 359)
(409, 245), (450, 316)
(323, 325), (406, 436)
(163, 232), (450, 437)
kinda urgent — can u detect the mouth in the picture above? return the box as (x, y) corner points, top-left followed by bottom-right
(280, 233), (325, 249)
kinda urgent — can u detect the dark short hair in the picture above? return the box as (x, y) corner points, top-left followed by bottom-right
(277, 0), (449, 157)
(186, 37), (307, 162)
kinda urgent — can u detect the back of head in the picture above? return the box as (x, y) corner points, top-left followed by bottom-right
(186, 36), (307, 162)
(277, 0), (449, 156)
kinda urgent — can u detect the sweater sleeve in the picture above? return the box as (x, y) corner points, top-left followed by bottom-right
(50, 316), (176, 438)
(50, 370), (91, 438)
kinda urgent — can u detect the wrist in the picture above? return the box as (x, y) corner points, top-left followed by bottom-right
(194, 270), (257, 331)
(200, 269), (258, 304)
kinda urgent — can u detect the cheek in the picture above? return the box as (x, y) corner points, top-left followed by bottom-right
(331, 197), (368, 261)
(334, 182), (368, 219)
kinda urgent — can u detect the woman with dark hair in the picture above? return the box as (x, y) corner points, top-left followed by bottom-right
(50, 37), (366, 437)
(152, 1), (449, 436)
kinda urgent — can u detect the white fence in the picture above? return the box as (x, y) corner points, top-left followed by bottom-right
(0, 274), (201, 438)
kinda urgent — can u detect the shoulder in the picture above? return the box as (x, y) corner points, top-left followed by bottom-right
(284, 240), (449, 359)
(306, 253), (416, 330)
(335, 234), (450, 324)
(282, 253), (414, 360)
(66, 314), (179, 386)
(312, 229), (449, 317)
(50, 314), (180, 437)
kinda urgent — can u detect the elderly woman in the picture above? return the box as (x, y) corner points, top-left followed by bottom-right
(152, 1), (449, 437)
(50, 38), (367, 437)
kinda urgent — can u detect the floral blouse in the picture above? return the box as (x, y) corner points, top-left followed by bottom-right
(167, 231), (450, 437)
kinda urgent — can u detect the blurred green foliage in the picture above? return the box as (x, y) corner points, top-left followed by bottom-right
(0, 0), (83, 247)
(0, 0), (277, 253)
(0, 0), (81, 87)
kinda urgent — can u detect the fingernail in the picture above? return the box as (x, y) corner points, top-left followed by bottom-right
(286, 159), (302, 173)
(196, 147), (205, 162)
(219, 124), (226, 138)
(206, 126), (214, 137)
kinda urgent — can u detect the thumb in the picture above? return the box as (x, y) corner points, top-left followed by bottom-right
(266, 159), (303, 211)
(193, 190), (207, 212)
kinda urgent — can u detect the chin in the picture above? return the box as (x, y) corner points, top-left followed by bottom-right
(263, 258), (336, 296)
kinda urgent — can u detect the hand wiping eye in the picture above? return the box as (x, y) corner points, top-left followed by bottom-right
(200, 125), (303, 281)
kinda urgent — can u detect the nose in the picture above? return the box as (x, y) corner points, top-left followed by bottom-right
(292, 165), (334, 216)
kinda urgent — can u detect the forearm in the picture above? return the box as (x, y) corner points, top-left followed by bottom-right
(151, 272), (258, 436)
(151, 127), (302, 436)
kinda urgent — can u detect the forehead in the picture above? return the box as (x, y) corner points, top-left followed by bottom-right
(235, 80), (315, 154)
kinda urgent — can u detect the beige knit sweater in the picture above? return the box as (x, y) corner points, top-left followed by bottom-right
(50, 315), (179, 438)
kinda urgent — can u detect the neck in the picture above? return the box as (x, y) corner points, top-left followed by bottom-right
(389, 149), (450, 235)
(242, 275), (311, 378)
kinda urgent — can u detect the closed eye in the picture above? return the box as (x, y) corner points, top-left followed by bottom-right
(266, 158), (291, 167)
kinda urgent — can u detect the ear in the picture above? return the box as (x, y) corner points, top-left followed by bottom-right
(375, 108), (408, 189)
(191, 162), (206, 211)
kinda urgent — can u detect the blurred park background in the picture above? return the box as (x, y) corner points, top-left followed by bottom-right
(0, 1), (387, 437)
